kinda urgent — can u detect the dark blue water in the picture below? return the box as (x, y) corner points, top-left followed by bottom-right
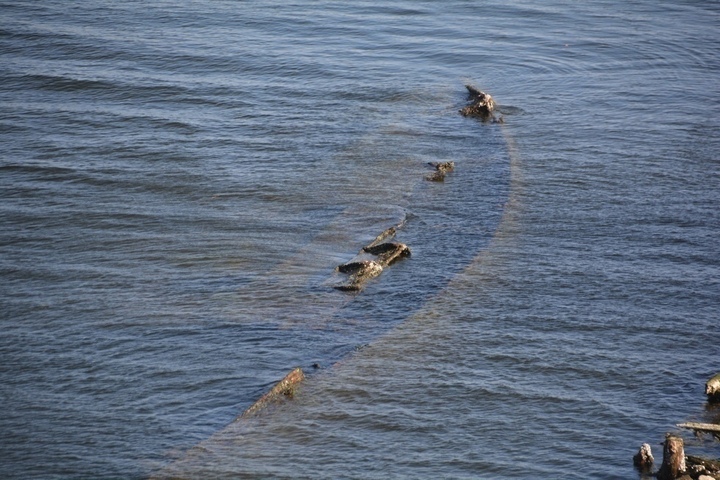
(1, 1), (719, 478)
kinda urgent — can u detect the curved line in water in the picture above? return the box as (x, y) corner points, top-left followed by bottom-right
(150, 96), (523, 479)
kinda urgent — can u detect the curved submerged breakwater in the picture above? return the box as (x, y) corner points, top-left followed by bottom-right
(3, 1), (718, 478)
(151, 86), (515, 478)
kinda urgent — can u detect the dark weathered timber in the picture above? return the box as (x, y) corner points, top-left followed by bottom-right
(677, 422), (720, 434)
(657, 434), (686, 480)
(363, 242), (411, 265)
(686, 455), (720, 478)
(633, 443), (654, 472)
(337, 260), (383, 275)
(375, 242), (411, 266)
(429, 161), (455, 173)
(465, 84), (487, 100)
(460, 85), (496, 118)
(425, 161), (455, 182)
(333, 260), (383, 292)
(425, 171), (444, 182)
(333, 284), (362, 292)
(363, 242), (404, 255)
(364, 226), (397, 251)
(240, 367), (305, 418)
(335, 234), (410, 292)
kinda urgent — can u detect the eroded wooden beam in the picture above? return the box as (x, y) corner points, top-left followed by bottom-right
(677, 422), (720, 434)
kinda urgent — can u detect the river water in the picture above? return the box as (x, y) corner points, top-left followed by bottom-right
(1, 1), (719, 478)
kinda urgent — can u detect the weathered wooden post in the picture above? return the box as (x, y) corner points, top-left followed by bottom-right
(633, 443), (654, 472)
(657, 434), (686, 480)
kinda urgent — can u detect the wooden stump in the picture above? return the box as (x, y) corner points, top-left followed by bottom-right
(657, 434), (686, 480)
(633, 443), (654, 471)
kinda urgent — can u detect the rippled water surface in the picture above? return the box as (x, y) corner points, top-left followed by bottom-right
(1, 1), (719, 478)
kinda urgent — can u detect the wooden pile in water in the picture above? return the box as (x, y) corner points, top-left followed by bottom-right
(634, 372), (720, 479)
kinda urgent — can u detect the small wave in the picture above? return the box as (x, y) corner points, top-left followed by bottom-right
(0, 164), (77, 176)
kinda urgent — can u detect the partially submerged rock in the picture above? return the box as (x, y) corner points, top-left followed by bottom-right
(706, 373), (720, 402)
